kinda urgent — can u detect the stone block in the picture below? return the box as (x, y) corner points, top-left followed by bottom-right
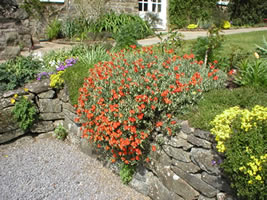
(38, 99), (62, 113)
(38, 90), (55, 99)
(172, 159), (201, 173)
(156, 165), (199, 200)
(172, 166), (218, 198)
(167, 135), (193, 150)
(163, 145), (191, 162)
(39, 112), (64, 121)
(187, 135), (212, 149)
(25, 79), (51, 94)
(201, 172), (232, 193)
(30, 121), (54, 133)
(0, 128), (25, 144)
(191, 148), (221, 175)
(194, 129), (214, 142)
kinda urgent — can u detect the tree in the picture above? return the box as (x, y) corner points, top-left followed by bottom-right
(228, 0), (267, 25)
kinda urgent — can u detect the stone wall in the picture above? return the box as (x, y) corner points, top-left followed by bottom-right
(0, 79), (81, 144)
(0, 80), (234, 200)
(0, 0), (32, 60)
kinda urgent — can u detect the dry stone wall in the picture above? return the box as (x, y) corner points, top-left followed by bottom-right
(0, 80), (234, 200)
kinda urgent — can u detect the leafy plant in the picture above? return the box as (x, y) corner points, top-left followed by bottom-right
(180, 87), (267, 131)
(75, 47), (227, 165)
(256, 36), (267, 57)
(169, 0), (217, 28)
(228, 0), (267, 26)
(193, 26), (224, 65)
(20, 0), (45, 19)
(12, 95), (38, 131)
(0, 56), (42, 92)
(234, 58), (267, 87)
(210, 105), (267, 199)
(46, 18), (62, 40)
(62, 45), (110, 104)
(54, 124), (68, 140)
(120, 163), (136, 184)
(156, 30), (184, 54)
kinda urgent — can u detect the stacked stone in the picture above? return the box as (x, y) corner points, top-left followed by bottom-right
(129, 121), (233, 200)
(0, 79), (80, 144)
(0, 0), (32, 60)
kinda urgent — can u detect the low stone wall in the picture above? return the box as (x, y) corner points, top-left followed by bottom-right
(0, 79), (81, 144)
(0, 80), (233, 200)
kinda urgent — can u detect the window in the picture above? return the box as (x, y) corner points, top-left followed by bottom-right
(152, 0), (161, 13)
(138, 0), (148, 12)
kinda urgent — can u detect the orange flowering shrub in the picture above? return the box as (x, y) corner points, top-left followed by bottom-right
(75, 46), (227, 164)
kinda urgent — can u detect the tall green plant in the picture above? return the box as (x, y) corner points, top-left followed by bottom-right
(228, 0), (267, 26)
(46, 18), (62, 40)
(169, 0), (217, 28)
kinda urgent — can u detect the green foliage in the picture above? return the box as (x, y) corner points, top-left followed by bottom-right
(180, 87), (267, 131)
(210, 106), (267, 199)
(12, 96), (38, 131)
(54, 124), (68, 140)
(234, 58), (267, 87)
(95, 12), (152, 36)
(256, 36), (267, 57)
(75, 47), (226, 165)
(216, 46), (251, 72)
(120, 163), (136, 184)
(46, 18), (62, 40)
(156, 30), (184, 54)
(0, 56), (42, 92)
(113, 20), (151, 50)
(169, 0), (217, 28)
(192, 26), (224, 65)
(228, 0), (267, 26)
(62, 45), (110, 105)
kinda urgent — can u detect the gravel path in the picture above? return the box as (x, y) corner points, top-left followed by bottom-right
(0, 136), (150, 200)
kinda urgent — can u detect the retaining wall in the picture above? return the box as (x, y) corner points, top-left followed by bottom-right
(0, 79), (234, 200)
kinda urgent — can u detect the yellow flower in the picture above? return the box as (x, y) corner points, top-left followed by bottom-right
(10, 98), (16, 104)
(255, 175), (262, 181)
(13, 94), (18, 98)
(254, 52), (260, 59)
(248, 180), (253, 184)
(24, 88), (29, 92)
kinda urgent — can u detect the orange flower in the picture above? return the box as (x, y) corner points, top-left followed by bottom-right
(146, 157), (150, 162)
(151, 105), (156, 110)
(213, 76), (218, 80)
(152, 145), (156, 152)
(156, 121), (163, 127)
(137, 113), (144, 120)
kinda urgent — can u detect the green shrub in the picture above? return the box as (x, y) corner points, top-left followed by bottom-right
(62, 45), (110, 105)
(120, 163), (136, 184)
(54, 124), (68, 140)
(234, 58), (267, 87)
(228, 0), (267, 26)
(256, 36), (267, 58)
(210, 105), (267, 199)
(12, 95), (38, 131)
(192, 26), (224, 65)
(0, 56), (42, 92)
(46, 18), (62, 40)
(180, 87), (267, 131)
(95, 12), (152, 37)
(75, 47), (226, 165)
(169, 0), (217, 28)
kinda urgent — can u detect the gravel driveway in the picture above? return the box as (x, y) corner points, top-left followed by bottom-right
(0, 136), (150, 200)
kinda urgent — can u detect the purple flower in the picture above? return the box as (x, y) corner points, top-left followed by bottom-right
(37, 72), (50, 80)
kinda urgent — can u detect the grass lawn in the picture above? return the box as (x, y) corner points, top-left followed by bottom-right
(182, 30), (267, 55)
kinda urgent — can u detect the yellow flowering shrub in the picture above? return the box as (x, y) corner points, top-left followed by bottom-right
(223, 21), (231, 29)
(187, 24), (198, 29)
(50, 71), (65, 89)
(210, 105), (267, 199)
